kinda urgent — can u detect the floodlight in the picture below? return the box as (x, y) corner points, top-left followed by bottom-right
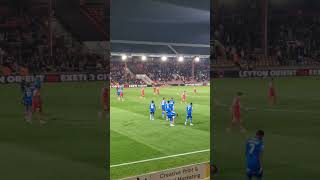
(178, 56), (184, 62)
(121, 55), (127, 61)
(161, 56), (167, 61)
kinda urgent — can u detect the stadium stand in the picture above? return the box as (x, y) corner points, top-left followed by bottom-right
(213, 0), (320, 70)
(0, 0), (107, 76)
(111, 57), (209, 85)
(110, 41), (210, 85)
(110, 60), (144, 85)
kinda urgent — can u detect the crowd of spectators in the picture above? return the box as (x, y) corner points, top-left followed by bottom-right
(268, 12), (320, 65)
(110, 61), (144, 85)
(1, 47), (106, 76)
(0, 5), (106, 76)
(110, 58), (209, 85)
(213, 1), (261, 69)
(213, 4), (320, 69)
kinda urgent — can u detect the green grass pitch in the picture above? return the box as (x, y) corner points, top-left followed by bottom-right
(212, 77), (320, 179)
(0, 82), (107, 180)
(110, 86), (210, 179)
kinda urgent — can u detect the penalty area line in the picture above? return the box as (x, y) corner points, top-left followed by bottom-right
(110, 149), (210, 168)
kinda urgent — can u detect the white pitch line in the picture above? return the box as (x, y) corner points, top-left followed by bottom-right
(262, 108), (316, 113)
(110, 149), (210, 168)
(215, 102), (320, 114)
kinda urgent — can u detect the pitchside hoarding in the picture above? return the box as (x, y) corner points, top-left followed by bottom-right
(212, 69), (320, 78)
(239, 69), (308, 77)
(121, 162), (210, 180)
(110, 83), (209, 88)
(0, 73), (109, 84)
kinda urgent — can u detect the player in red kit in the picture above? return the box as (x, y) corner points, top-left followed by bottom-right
(227, 92), (246, 133)
(140, 87), (145, 98)
(102, 86), (109, 112)
(193, 86), (197, 95)
(99, 84), (109, 119)
(153, 86), (157, 95)
(119, 85), (124, 101)
(32, 88), (45, 125)
(268, 78), (276, 105)
(181, 91), (187, 103)
(156, 87), (160, 95)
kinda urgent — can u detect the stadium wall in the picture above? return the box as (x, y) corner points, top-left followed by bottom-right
(213, 68), (320, 78)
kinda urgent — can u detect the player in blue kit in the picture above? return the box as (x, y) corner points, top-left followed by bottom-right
(167, 109), (176, 127)
(169, 97), (175, 111)
(116, 84), (120, 98)
(165, 100), (171, 120)
(23, 83), (33, 123)
(246, 130), (264, 180)
(161, 98), (166, 119)
(149, 100), (156, 120)
(118, 85), (124, 101)
(185, 103), (193, 126)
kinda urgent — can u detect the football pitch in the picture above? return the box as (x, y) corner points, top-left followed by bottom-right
(212, 77), (320, 179)
(110, 86), (210, 179)
(0, 82), (106, 180)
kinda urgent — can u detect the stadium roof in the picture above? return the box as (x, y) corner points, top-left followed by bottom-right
(111, 0), (209, 44)
(111, 0), (210, 57)
(111, 40), (210, 58)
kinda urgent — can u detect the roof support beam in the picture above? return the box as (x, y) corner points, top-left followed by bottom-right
(111, 40), (210, 48)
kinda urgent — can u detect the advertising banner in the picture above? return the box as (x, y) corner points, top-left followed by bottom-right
(213, 68), (320, 78)
(0, 73), (108, 84)
(121, 162), (210, 180)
